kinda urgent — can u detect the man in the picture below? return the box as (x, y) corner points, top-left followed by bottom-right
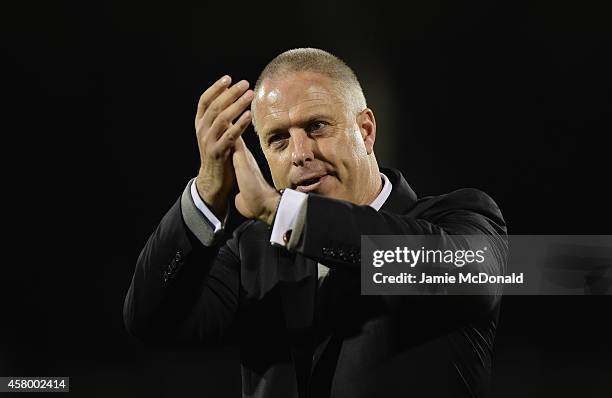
(123, 48), (508, 398)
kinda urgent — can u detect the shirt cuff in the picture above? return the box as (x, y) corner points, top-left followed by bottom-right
(270, 189), (307, 247)
(190, 180), (223, 234)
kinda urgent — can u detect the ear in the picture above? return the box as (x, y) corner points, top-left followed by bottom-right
(356, 108), (376, 155)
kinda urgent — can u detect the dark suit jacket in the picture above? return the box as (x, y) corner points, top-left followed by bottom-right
(123, 168), (508, 398)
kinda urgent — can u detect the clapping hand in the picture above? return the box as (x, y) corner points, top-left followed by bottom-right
(194, 76), (254, 218)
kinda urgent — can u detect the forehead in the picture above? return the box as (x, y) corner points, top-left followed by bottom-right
(255, 71), (346, 134)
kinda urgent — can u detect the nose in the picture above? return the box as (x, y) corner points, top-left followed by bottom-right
(290, 131), (314, 167)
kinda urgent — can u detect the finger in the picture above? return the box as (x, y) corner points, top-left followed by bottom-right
(210, 89), (254, 139)
(202, 80), (250, 128)
(196, 75), (231, 121)
(216, 110), (252, 151)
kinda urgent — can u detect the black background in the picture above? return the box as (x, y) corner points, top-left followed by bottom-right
(2, 0), (611, 396)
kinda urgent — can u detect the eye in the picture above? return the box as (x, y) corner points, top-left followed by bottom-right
(268, 133), (289, 149)
(307, 121), (326, 132)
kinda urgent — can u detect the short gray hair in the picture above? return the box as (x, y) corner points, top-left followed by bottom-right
(251, 48), (367, 133)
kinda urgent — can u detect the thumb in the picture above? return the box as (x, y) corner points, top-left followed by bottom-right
(234, 136), (247, 153)
(234, 192), (247, 216)
(233, 136), (258, 171)
(232, 137), (247, 168)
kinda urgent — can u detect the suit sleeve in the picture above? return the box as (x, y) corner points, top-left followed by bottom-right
(286, 188), (508, 315)
(123, 180), (245, 346)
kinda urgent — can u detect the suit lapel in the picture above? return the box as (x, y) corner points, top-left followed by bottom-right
(380, 167), (418, 214)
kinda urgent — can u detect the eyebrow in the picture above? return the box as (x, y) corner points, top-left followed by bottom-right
(263, 113), (332, 140)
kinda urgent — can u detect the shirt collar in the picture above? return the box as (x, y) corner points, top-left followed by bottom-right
(369, 172), (392, 211)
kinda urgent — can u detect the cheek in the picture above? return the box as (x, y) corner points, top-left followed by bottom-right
(339, 131), (367, 166)
(320, 136), (361, 185)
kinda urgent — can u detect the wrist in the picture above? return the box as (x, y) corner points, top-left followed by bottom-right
(195, 177), (228, 219)
(261, 189), (283, 226)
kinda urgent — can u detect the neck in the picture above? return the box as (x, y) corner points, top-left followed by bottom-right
(360, 159), (382, 205)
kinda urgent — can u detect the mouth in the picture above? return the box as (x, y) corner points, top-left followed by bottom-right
(293, 174), (330, 193)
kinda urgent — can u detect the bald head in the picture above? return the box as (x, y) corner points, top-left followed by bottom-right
(251, 48), (367, 133)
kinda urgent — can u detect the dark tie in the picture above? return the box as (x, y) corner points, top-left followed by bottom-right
(309, 267), (345, 398)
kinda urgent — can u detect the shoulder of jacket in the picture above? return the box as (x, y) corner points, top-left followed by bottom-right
(414, 187), (501, 215)
(445, 187), (497, 204)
